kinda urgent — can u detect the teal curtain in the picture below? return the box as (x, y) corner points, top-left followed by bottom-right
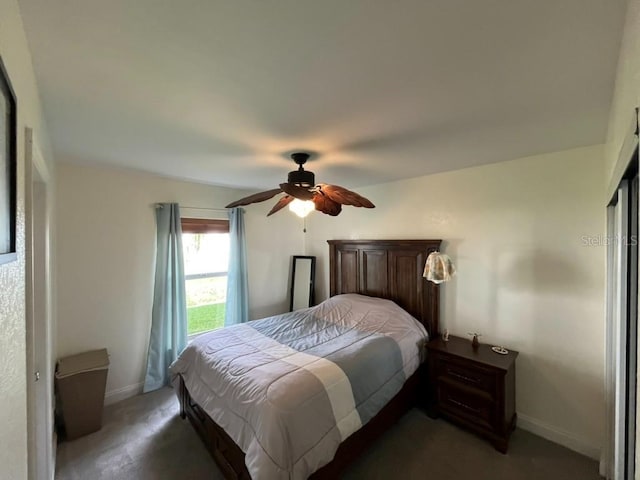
(143, 203), (187, 392)
(225, 207), (249, 326)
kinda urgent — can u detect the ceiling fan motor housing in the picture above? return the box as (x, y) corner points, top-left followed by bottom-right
(288, 168), (315, 187)
(288, 152), (314, 187)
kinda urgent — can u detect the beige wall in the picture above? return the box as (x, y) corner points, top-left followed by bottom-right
(306, 145), (606, 458)
(55, 162), (303, 403)
(0, 0), (55, 479)
(606, 0), (640, 185)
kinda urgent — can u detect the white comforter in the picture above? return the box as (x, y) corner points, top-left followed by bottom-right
(170, 294), (427, 479)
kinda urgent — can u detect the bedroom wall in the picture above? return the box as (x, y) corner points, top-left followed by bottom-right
(0, 0), (55, 479)
(606, 0), (640, 186)
(55, 162), (303, 403)
(306, 145), (605, 459)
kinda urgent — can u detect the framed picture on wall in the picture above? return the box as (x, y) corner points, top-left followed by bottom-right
(0, 56), (16, 265)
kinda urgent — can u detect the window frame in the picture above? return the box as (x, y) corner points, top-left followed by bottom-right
(181, 218), (229, 235)
(181, 217), (230, 339)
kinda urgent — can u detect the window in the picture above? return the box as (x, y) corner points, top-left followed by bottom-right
(181, 218), (230, 336)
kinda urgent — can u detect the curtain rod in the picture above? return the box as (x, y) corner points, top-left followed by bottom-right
(182, 206), (228, 212)
(154, 204), (228, 212)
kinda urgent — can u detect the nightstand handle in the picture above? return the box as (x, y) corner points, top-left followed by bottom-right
(447, 369), (480, 384)
(449, 398), (481, 414)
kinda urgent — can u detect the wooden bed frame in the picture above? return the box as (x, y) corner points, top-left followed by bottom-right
(178, 239), (442, 479)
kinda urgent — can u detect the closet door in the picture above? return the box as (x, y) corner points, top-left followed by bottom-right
(605, 111), (638, 480)
(628, 176), (638, 479)
(611, 181), (629, 480)
(607, 175), (638, 480)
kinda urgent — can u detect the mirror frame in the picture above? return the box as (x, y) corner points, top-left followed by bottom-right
(290, 255), (316, 312)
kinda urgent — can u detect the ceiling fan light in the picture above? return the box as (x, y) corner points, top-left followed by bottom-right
(288, 199), (315, 218)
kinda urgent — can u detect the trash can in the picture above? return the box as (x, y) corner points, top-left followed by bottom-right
(55, 348), (109, 440)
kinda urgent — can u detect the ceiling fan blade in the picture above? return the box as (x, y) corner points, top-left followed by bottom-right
(279, 183), (314, 201)
(267, 195), (294, 216)
(225, 188), (283, 208)
(317, 184), (375, 208)
(312, 193), (342, 216)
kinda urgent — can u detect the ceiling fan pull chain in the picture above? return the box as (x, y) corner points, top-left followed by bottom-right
(303, 216), (307, 234)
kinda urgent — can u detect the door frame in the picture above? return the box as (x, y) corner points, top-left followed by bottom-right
(604, 109), (640, 479)
(25, 127), (54, 480)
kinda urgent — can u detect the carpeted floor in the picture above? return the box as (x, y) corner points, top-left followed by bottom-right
(55, 388), (602, 480)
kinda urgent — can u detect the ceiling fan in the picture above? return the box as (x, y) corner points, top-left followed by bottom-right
(225, 152), (375, 217)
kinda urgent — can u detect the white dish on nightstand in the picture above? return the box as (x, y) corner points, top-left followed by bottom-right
(491, 346), (509, 355)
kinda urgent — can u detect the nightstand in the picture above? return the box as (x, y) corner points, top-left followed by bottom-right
(426, 335), (518, 453)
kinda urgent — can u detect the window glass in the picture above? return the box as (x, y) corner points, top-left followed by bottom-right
(182, 221), (230, 336)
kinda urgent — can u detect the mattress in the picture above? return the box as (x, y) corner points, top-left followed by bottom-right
(170, 293), (428, 479)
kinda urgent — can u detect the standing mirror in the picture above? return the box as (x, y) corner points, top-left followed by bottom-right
(290, 256), (316, 311)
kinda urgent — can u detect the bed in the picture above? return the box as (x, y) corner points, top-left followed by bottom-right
(172, 239), (441, 479)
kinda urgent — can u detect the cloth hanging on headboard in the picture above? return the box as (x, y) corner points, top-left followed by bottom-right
(423, 251), (456, 284)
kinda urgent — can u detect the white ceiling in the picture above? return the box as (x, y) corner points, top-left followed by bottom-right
(20, 0), (627, 189)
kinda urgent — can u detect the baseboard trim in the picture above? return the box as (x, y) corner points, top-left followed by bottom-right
(104, 382), (143, 405)
(517, 412), (600, 460)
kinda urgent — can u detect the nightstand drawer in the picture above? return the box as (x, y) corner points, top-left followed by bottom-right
(437, 379), (494, 429)
(426, 336), (518, 453)
(436, 355), (497, 394)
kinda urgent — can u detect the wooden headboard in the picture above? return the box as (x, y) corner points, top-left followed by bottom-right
(328, 239), (442, 338)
